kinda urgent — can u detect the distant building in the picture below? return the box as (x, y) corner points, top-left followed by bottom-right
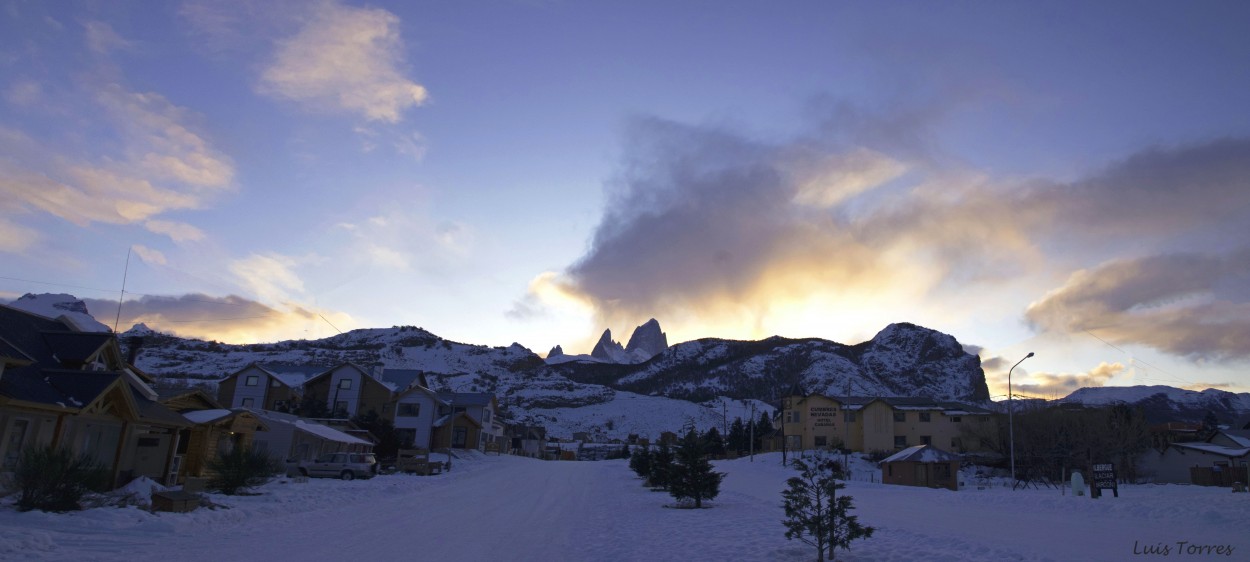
(777, 394), (998, 455)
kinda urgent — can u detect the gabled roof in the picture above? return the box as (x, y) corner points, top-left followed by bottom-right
(1172, 442), (1250, 459)
(880, 444), (962, 464)
(40, 331), (113, 368)
(433, 411), (483, 428)
(393, 384), (447, 405)
(0, 334), (34, 364)
(380, 368), (428, 391)
(247, 408), (371, 446)
(0, 304), (93, 366)
(304, 362), (397, 391)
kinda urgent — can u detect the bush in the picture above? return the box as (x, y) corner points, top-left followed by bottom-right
(12, 446), (108, 512)
(206, 446), (277, 495)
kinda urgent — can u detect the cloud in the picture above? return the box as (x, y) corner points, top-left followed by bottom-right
(144, 219), (206, 243)
(229, 253), (309, 304)
(258, 1), (427, 123)
(0, 218), (39, 254)
(4, 80), (41, 106)
(0, 80), (234, 240)
(990, 359), (1130, 399)
(84, 293), (355, 344)
(522, 107), (1250, 359)
(83, 21), (135, 54)
(1025, 250), (1250, 360)
(131, 244), (167, 266)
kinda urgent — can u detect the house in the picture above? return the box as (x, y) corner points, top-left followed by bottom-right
(157, 388), (268, 484)
(880, 444), (962, 491)
(777, 394), (997, 455)
(303, 363), (397, 418)
(247, 409), (373, 464)
(387, 384), (446, 450)
(435, 392), (503, 450)
(216, 363), (321, 412)
(510, 424), (547, 457)
(0, 304), (191, 488)
(430, 411), (482, 450)
(1140, 429), (1250, 486)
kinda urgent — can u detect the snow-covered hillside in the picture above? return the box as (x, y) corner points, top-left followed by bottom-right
(8, 293), (111, 332)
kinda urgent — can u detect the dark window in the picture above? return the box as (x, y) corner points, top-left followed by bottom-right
(398, 403), (421, 417)
(244, 375), (259, 386)
(241, 397), (254, 408)
(894, 436), (907, 448)
(935, 463), (952, 480)
(137, 437), (160, 447)
(951, 437), (962, 450)
(919, 413), (931, 422)
(920, 435), (932, 446)
(271, 379), (281, 387)
(950, 416), (962, 423)
(814, 436), (827, 447)
(395, 429), (416, 448)
(844, 412), (856, 422)
(893, 412), (906, 423)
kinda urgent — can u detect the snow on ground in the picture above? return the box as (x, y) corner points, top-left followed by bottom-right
(2, 452), (1246, 561)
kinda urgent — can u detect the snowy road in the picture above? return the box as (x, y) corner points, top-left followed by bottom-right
(3, 452), (1248, 561)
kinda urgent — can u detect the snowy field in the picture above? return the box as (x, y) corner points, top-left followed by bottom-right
(2, 452), (1246, 561)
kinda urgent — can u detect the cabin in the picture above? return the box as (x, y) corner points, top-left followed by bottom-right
(0, 304), (191, 487)
(387, 384), (445, 450)
(880, 444), (962, 491)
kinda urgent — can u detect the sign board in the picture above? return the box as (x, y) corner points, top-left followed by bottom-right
(1090, 462), (1118, 498)
(810, 406), (836, 427)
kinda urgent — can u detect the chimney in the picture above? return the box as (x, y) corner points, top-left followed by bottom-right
(125, 336), (145, 366)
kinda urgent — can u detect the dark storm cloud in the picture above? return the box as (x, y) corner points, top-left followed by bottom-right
(84, 293), (321, 341)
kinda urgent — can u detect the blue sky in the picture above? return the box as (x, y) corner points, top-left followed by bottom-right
(3, 0), (1250, 397)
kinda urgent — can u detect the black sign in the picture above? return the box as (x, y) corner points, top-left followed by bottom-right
(1090, 462), (1118, 498)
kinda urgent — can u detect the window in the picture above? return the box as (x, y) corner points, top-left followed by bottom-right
(893, 412), (906, 423)
(844, 412), (856, 422)
(950, 416), (962, 423)
(241, 397), (255, 408)
(951, 437), (962, 450)
(919, 413), (931, 422)
(395, 429), (416, 448)
(273, 400), (288, 411)
(786, 410), (801, 423)
(483, 409), (491, 423)
(244, 375), (259, 386)
(920, 435), (932, 446)
(271, 379), (281, 387)
(398, 403), (421, 417)
(339, 378), (353, 390)
(894, 436), (907, 448)
(814, 436), (827, 447)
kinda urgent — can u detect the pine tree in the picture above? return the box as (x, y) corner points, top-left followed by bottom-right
(728, 417), (747, 454)
(629, 445), (653, 480)
(702, 426), (726, 457)
(781, 455), (874, 561)
(669, 429), (725, 508)
(755, 411), (775, 451)
(649, 441), (676, 490)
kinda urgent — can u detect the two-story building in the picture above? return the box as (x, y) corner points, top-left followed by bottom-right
(302, 363), (397, 418)
(778, 394), (997, 455)
(388, 384), (446, 450)
(435, 392), (503, 450)
(216, 363), (321, 412)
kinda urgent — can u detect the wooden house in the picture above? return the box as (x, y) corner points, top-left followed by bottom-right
(430, 411), (481, 450)
(217, 363), (319, 412)
(302, 363), (396, 419)
(0, 304), (191, 488)
(880, 444), (962, 491)
(174, 408), (269, 483)
(436, 392), (503, 451)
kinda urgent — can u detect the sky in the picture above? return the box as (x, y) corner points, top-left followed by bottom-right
(2, 0), (1249, 398)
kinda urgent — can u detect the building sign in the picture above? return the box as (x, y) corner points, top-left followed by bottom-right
(810, 407), (835, 427)
(1090, 462), (1118, 498)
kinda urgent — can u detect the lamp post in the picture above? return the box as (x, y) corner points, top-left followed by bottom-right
(1008, 352), (1035, 486)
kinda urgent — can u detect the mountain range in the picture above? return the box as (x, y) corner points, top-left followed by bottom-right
(7, 293), (1246, 436)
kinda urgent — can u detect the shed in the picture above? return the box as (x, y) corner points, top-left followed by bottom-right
(880, 444), (962, 491)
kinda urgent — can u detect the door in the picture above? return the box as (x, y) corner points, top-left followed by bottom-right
(3, 419), (30, 470)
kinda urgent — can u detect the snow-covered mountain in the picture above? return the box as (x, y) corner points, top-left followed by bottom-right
(549, 322), (990, 404)
(1060, 385), (1250, 424)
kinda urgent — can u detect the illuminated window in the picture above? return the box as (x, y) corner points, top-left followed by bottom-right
(244, 375), (259, 386)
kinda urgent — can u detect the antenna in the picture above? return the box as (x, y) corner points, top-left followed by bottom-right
(113, 247), (132, 334)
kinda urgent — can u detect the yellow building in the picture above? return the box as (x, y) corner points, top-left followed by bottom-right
(779, 394), (998, 456)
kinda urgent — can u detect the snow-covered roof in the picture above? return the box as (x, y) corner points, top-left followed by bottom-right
(879, 445), (962, 464)
(293, 420), (371, 445)
(1172, 442), (1250, 458)
(1220, 430), (1250, 448)
(182, 409), (233, 424)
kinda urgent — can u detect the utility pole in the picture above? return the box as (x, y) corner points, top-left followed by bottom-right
(749, 403), (755, 462)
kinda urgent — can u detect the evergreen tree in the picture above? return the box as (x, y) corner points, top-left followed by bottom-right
(702, 426), (726, 457)
(629, 445), (653, 480)
(754, 411), (775, 451)
(728, 417), (748, 454)
(649, 441), (676, 490)
(295, 394), (331, 419)
(1197, 410), (1220, 442)
(351, 409), (400, 459)
(669, 429), (725, 508)
(781, 455), (874, 562)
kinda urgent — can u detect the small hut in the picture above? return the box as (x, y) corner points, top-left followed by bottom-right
(880, 444), (961, 491)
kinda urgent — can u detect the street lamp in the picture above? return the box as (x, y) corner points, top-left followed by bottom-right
(1008, 352), (1034, 486)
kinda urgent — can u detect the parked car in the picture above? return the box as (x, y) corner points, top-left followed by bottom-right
(297, 452), (378, 480)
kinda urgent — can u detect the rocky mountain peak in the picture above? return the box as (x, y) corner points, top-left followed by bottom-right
(548, 345), (564, 358)
(590, 329), (626, 362)
(625, 318), (668, 360)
